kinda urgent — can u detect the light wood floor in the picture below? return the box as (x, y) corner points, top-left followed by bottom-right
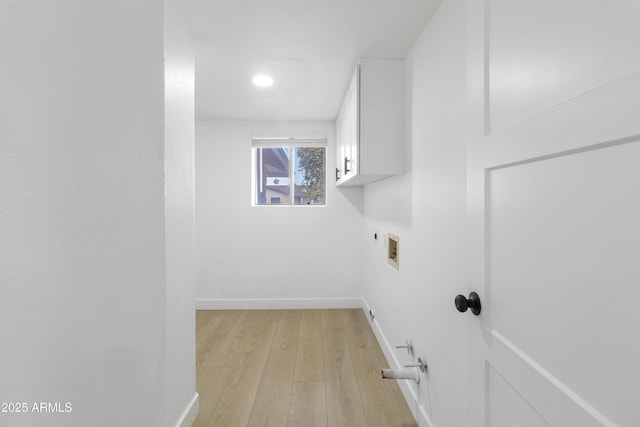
(194, 309), (417, 427)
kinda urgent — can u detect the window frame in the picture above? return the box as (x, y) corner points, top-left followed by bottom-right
(251, 137), (328, 207)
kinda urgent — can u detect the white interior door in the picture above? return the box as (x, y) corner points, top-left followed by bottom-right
(466, 1), (640, 426)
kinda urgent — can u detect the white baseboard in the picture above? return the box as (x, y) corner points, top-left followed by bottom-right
(175, 392), (199, 427)
(361, 300), (433, 427)
(196, 297), (365, 310)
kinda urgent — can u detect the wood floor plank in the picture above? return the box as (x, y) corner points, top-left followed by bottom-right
(321, 309), (345, 329)
(294, 310), (324, 381)
(205, 310), (255, 368)
(345, 309), (378, 348)
(196, 310), (220, 332)
(196, 311), (239, 378)
(287, 381), (328, 427)
(247, 348), (296, 427)
(323, 328), (367, 427)
(210, 311), (281, 427)
(192, 364), (233, 427)
(271, 309), (302, 350)
(352, 346), (418, 427)
(196, 311), (224, 372)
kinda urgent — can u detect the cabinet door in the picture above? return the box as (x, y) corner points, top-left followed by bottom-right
(336, 65), (359, 183)
(335, 103), (345, 183)
(335, 93), (350, 183)
(344, 65), (359, 180)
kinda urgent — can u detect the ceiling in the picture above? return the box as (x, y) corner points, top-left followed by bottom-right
(170, 0), (441, 121)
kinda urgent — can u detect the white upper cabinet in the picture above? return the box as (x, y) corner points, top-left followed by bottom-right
(335, 58), (404, 186)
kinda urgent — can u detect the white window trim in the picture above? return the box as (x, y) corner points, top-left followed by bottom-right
(251, 136), (327, 148)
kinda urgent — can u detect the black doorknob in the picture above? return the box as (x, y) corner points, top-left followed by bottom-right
(455, 292), (481, 315)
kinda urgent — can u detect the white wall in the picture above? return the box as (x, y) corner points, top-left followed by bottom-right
(361, 1), (469, 426)
(0, 1), (167, 426)
(196, 121), (364, 308)
(164, 2), (198, 427)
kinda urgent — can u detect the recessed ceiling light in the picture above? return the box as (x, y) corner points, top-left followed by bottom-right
(252, 74), (274, 87)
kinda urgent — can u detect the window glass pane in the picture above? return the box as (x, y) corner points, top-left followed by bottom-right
(255, 147), (291, 205)
(253, 143), (326, 206)
(294, 146), (325, 205)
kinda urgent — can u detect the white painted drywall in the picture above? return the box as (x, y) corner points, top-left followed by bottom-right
(195, 121), (364, 307)
(361, 1), (469, 426)
(164, 2), (198, 426)
(0, 1), (167, 427)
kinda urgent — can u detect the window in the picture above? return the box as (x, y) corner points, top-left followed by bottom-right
(252, 137), (326, 206)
